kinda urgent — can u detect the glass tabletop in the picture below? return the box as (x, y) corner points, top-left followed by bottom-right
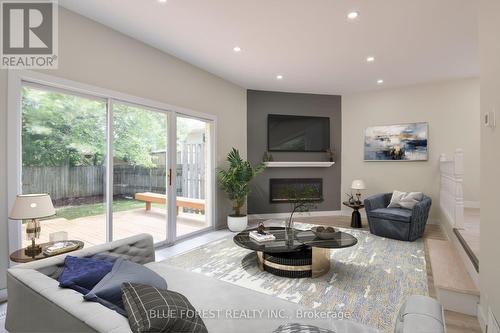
(233, 227), (358, 253)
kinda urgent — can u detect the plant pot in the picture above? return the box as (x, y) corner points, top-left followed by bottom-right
(227, 215), (248, 232)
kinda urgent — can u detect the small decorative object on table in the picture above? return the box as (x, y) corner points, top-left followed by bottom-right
(251, 222), (275, 242)
(43, 241), (81, 256)
(249, 230), (276, 242)
(311, 226), (336, 239)
(256, 222), (267, 234)
(9, 194), (56, 256)
(351, 179), (367, 204)
(345, 192), (356, 205)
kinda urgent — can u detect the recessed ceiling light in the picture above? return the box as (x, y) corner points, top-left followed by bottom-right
(366, 56), (375, 62)
(347, 11), (359, 19)
(233, 46), (241, 52)
(377, 79), (384, 84)
(276, 75), (283, 80)
(158, 0), (167, 3)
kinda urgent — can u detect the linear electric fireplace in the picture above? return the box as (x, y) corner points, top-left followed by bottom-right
(269, 178), (323, 203)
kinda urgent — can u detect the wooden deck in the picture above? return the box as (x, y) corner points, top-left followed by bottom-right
(22, 207), (209, 247)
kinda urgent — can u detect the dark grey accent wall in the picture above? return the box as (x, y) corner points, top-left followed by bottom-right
(247, 90), (342, 214)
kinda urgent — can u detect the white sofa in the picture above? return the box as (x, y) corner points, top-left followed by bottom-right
(6, 234), (445, 333)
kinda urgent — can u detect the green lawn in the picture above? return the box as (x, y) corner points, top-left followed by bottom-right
(54, 200), (165, 220)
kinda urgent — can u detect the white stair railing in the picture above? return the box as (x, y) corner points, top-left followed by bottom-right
(439, 149), (464, 228)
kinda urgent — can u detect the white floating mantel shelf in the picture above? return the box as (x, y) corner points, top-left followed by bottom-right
(265, 161), (335, 168)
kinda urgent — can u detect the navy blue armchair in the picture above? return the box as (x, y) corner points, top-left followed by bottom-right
(364, 193), (432, 241)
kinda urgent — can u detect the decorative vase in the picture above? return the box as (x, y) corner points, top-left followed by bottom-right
(284, 218), (295, 245)
(227, 215), (248, 232)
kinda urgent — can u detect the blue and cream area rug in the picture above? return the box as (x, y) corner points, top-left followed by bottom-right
(161, 223), (428, 333)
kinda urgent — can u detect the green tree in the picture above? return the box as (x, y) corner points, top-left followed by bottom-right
(21, 87), (169, 168)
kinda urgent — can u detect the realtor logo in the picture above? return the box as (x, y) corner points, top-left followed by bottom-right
(1, 0), (58, 68)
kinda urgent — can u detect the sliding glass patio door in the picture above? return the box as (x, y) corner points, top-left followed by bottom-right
(16, 79), (215, 248)
(110, 110), (214, 242)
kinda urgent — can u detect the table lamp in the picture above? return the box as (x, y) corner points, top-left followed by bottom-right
(351, 180), (367, 204)
(9, 194), (56, 256)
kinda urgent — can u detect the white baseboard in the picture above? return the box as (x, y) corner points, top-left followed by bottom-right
(427, 218), (440, 225)
(478, 303), (488, 333)
(464, 201), (480, 209)
(248, 210), (343, 220)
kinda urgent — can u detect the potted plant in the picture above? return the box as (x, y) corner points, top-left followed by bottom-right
(279, 185), (322, 244)
(281, 186), (322, 230)
(218, 148), (265, 232)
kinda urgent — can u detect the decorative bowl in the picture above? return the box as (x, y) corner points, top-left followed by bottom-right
(311, 226), (336, 239)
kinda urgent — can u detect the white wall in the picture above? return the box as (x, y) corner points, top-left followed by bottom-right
(342, 78), (480, 220)
(0, 70), (8, 295)
(479, 0), (500, 326)
(0, 8), (246, 290)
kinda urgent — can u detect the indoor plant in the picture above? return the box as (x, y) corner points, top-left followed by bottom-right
(280, 186), (323, 244)
(281, 186), (322, 230)
(218, 148), (265, 232)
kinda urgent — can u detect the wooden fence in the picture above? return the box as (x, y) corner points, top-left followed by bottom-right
(22, 165), (106, 202)
(181, 142), (205, 199)
(23, 163), (205, 203)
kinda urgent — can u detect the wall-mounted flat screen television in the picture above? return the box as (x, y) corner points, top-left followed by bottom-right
(267, 114), (330, 152)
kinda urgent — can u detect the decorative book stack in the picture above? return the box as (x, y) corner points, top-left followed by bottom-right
(249, 231), (276, 242)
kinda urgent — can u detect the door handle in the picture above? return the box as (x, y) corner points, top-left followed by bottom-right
(168, 168), (172, 186)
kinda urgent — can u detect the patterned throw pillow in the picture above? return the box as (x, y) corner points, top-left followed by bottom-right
(273, 323), (335, 333)
(122, 282), (208, 333)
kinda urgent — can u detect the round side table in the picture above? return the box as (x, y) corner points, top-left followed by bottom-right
(10, 240), (84, 263)
(342, 201), (365, 228)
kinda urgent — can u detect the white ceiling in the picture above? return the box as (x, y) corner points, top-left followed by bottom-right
(59, 0), (479, 95)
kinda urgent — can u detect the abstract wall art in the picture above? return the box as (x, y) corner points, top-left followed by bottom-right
(364, 122), (428, 161)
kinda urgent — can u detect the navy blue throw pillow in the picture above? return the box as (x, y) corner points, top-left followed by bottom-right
(84, 258), (167, 316)
(58, 256), (114, 294)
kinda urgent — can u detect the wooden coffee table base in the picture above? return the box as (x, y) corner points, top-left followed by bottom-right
(256, 247), (331, 278)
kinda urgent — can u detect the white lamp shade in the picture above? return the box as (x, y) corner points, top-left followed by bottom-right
(9, 194), (56, 220)
(351, 179), (366, 190)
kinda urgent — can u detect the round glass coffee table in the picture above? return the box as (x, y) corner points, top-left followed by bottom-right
(233, 227), (357, 278)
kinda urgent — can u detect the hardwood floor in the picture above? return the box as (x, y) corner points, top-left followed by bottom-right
(256, 215), (483, 333)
